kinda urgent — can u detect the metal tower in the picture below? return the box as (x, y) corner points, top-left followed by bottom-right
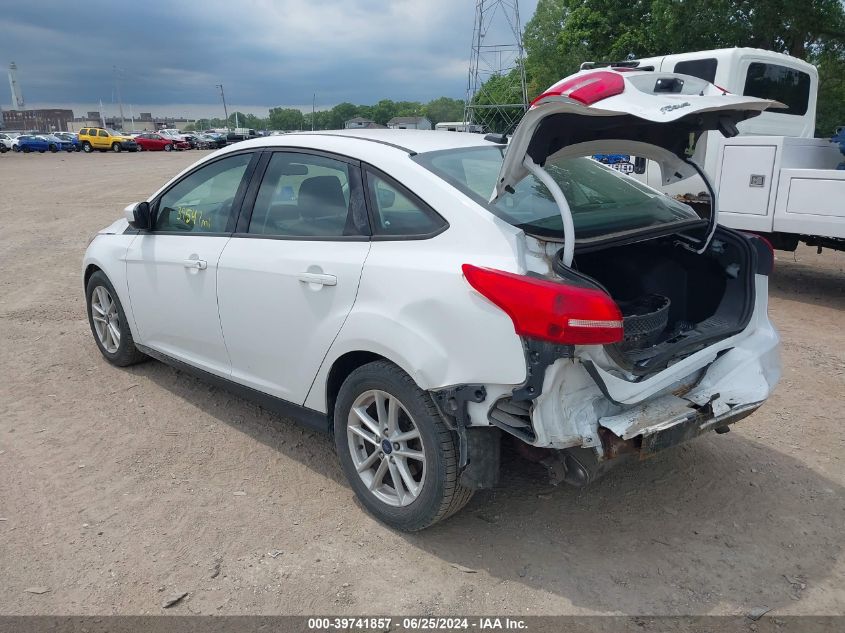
(463, 0), (528, 134)
(8, 62), (24, 110)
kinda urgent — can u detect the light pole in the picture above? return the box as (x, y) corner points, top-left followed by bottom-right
(216, 84), (230, 130)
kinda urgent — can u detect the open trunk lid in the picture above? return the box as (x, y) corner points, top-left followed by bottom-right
(493, 69), (777, 256)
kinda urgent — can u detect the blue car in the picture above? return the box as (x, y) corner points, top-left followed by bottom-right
(55, 132), (82, 152)
(13, 135), (50, 153)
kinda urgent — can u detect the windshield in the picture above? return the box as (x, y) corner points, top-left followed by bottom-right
(415, 146), (702, 240)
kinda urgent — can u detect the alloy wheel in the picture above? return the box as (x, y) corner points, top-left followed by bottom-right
(90, 286), (121, 353)
(346, 390), (426, 507)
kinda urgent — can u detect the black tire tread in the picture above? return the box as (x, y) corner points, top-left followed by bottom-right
(86, 271), (147, 367)
(335, 360), (474, 531)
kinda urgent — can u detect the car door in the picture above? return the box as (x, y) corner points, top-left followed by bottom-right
(216, 150), (371, 404)
(125, 151), (258, 377)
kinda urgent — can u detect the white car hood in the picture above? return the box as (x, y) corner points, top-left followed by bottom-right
(493, 69), (777, 203)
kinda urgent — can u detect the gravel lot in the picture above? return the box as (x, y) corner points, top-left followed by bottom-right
(1, 150), (843, 616)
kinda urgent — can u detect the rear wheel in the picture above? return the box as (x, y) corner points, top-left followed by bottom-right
(334, 361), (473, 531)
(85, 271), (147, 367)
(112, 142), (122, 153)
(82, 141), (92, 153)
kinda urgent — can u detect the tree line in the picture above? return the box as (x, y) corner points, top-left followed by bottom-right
(185, 97), (465, 132)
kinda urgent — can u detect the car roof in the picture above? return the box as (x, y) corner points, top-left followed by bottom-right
(241, 128), (496, 155)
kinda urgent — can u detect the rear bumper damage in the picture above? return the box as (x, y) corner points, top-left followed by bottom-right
(466, 275), (780, 486)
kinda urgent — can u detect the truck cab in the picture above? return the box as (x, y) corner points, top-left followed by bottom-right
(622, 48), (844, 251)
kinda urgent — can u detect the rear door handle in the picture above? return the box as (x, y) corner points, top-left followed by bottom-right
(184, 258), (208, 270)
(298, 272), (337, 286)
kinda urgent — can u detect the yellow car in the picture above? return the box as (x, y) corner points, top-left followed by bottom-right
(77, 127), (139, 153)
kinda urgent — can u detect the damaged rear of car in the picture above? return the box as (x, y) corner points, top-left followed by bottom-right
(422, 68), (781, 488)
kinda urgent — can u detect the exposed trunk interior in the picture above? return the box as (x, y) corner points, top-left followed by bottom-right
(567, 227), (757, 375)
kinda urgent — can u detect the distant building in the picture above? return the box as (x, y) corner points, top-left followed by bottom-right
(345, 116), (375, 129)
(1, 108), (74, 132)
(386, 116), (432, 130)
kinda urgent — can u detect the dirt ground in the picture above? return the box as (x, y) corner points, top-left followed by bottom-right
(1, 150), (843, 616)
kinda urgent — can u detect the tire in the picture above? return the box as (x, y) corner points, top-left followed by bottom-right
(49, 144), (58, 153)
(334, 360), (474, 531)
(85, 271), (147, 367)
(112, 142), (122, 153)
(82, 141), (92, 153)
(164, 144), (173, 152)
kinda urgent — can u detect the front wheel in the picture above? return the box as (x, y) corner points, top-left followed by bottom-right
(82, 142), (92, 153)
(112, 143), (122, 153)
(85, 271), (147, 367)
(164, 144), (173, 152)
(334, 361), (473, 531)
(49, 144), (58, 153)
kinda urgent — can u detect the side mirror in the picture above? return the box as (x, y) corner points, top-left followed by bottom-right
(124, 201), (152, 230)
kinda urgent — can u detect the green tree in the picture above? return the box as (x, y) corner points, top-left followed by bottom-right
(268, 107), (305, 131)
(423, 97), (465, 125)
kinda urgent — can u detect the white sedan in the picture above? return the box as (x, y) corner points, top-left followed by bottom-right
(83, 68), (781, 530)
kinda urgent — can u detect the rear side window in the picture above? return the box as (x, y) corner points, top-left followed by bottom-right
(155, 153), (252, 233)
(98, 130), (109, 137)
(248, 152), (361, 238)
(743, 62), (810, 115)
(365, 172), (447, 237)
(674, 58), (717, 83)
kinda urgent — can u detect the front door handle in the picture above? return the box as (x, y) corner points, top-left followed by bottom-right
(298, 272), (337, 286)
(184, 258), (208, 270)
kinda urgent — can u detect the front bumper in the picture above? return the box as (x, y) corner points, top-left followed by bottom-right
(120, 141), (138, 150)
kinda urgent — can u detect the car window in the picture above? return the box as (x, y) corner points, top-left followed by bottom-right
(366, 172), (447, 237)
(743, 62), (810, 116)
(247, 152), (357, 237)
(415, 146), (701, 241)
(674, 58), (717, 84)
(98, 130), (108, 137)
(155, 153), (252, 233)
(79, 129), (88, 135)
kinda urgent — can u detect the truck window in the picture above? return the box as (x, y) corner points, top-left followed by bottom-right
(743, 62), (810, 116)
(674, 58), (717, 83)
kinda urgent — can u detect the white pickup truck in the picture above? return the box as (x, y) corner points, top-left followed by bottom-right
(591, 48), (844, 253)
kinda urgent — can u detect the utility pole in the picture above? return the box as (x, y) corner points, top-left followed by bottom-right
(216, 84), (230, 130)
(464, 0), (529, 134)
(113, 66), (125, 130)
(312, 93), (316, 131)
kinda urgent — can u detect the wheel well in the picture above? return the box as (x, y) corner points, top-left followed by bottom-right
(325, 351), (385, 428)
(84, 264), (102, 290)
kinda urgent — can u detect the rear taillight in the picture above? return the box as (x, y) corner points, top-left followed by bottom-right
(531, 71), (625, 107)
(744, 233), (775, 275)
(462, 264), (623, 345)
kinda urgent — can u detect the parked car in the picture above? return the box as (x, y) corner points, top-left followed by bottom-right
(134, 133), (190, 152)
(77, 127), (139, 153)
(194, 133), (227, 149)
(55, 132), (82, 151)
(158, 129), (192, 147)
(0, 132), (20, 151)
(13, 134), (50, 153)
(83, 70), (781, 530)
(39, 133), (75, 152)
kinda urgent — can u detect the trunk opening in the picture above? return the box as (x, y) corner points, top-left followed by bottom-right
(561, 227), (757, 375)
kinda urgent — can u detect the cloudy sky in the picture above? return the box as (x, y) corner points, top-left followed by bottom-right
(1, 0), (538, 118)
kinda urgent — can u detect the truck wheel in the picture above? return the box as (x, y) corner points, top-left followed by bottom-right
(334, 360), (474, 531)
(112, 143), (122, 153)
(82, 142), (92, 153)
